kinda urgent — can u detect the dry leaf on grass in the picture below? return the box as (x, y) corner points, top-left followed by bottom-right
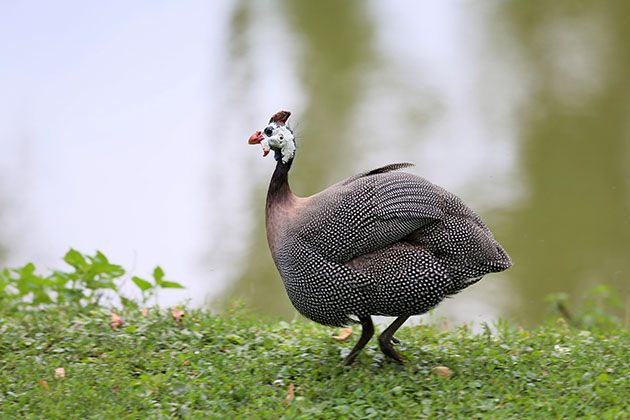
(141, 307), (150, 317)
(332, 327), (353, 342)
(111, 312), (124, 330)
(284, 383), (295, 405)
(170, 308), (185, 326)
(54, 367), (65, 379)
(38, 379), (49, 391)
(431, 366), (453, 378)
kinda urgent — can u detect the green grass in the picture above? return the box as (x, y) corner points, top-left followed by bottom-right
(0, 306), (628, 418)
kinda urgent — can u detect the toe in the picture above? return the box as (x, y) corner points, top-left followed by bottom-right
(378, 337), (405, 364)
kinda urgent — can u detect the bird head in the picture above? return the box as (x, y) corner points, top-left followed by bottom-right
(248, 110), (295, 163)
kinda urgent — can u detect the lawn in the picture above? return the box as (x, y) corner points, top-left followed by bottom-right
(1, 305), (627, 418)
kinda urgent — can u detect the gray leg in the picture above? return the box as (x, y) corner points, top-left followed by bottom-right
(342, 316), (374, 365)
(378, 316), (409, 363)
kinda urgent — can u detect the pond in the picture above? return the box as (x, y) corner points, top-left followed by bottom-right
(1, 1), (628, 327)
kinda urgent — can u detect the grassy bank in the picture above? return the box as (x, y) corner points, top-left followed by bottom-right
(0, 305), (627, 418)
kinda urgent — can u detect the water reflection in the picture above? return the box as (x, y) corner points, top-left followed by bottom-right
(498, 1), (630, 323)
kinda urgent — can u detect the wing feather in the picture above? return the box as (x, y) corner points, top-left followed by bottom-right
(297, 164), (449, 263)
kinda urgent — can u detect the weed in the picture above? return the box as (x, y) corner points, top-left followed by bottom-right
(0, 249), (183, 309)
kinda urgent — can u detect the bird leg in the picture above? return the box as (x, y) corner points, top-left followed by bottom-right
(342, 316), (374, 365)
(378, 316), (409, 363)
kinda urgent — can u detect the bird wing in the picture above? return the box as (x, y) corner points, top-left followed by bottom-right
(339, 162), (416, 185)
(297, 164), (448, 263)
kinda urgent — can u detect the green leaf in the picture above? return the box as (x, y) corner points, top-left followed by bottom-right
(124, 325), (138, 333)
(152, 266), (165, 285)
(32, 291), (52, 305)
(596, 373), (609, 383)
(151, 266), (183, 288)
(132, 276), (153, 292)
(88, 251), (125, 278)
(13, 263), (48, 295)
(14, 262), (36, 278)
(0, 268), (9, 293)
(93, 250), (110, 265)
(64, 249), (87, 270)
(107, 265), (126, 278)
(49, 271), (72, 287)
(120, 296), (139, 309)
(158, 280), (184, 289)
(57, 288), (84, 304)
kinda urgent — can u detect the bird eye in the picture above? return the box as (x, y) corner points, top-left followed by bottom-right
(264, 127), (273, 137)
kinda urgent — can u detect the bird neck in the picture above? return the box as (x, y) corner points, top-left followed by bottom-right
(266, 158), (294, 211)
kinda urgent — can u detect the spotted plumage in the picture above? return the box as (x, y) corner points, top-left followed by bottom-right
(248, 111), (512, 364)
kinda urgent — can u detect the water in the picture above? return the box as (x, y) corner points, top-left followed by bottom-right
(1, 1), (628, 327)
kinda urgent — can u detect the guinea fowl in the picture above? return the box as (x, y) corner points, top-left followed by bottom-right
(248, 110), (512, 365)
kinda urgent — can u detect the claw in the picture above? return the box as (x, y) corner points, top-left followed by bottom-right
(378, 336), (405, 364)
(377, 316), (408, 363)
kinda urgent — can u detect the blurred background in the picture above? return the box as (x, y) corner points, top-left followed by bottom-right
(1, 0), (628, 327)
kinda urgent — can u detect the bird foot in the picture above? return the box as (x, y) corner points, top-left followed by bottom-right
(378, 336), (405, 364)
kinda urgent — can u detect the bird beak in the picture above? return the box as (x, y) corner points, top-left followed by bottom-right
(248, 130), (264, 144)
(248, 130), (270, 157)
